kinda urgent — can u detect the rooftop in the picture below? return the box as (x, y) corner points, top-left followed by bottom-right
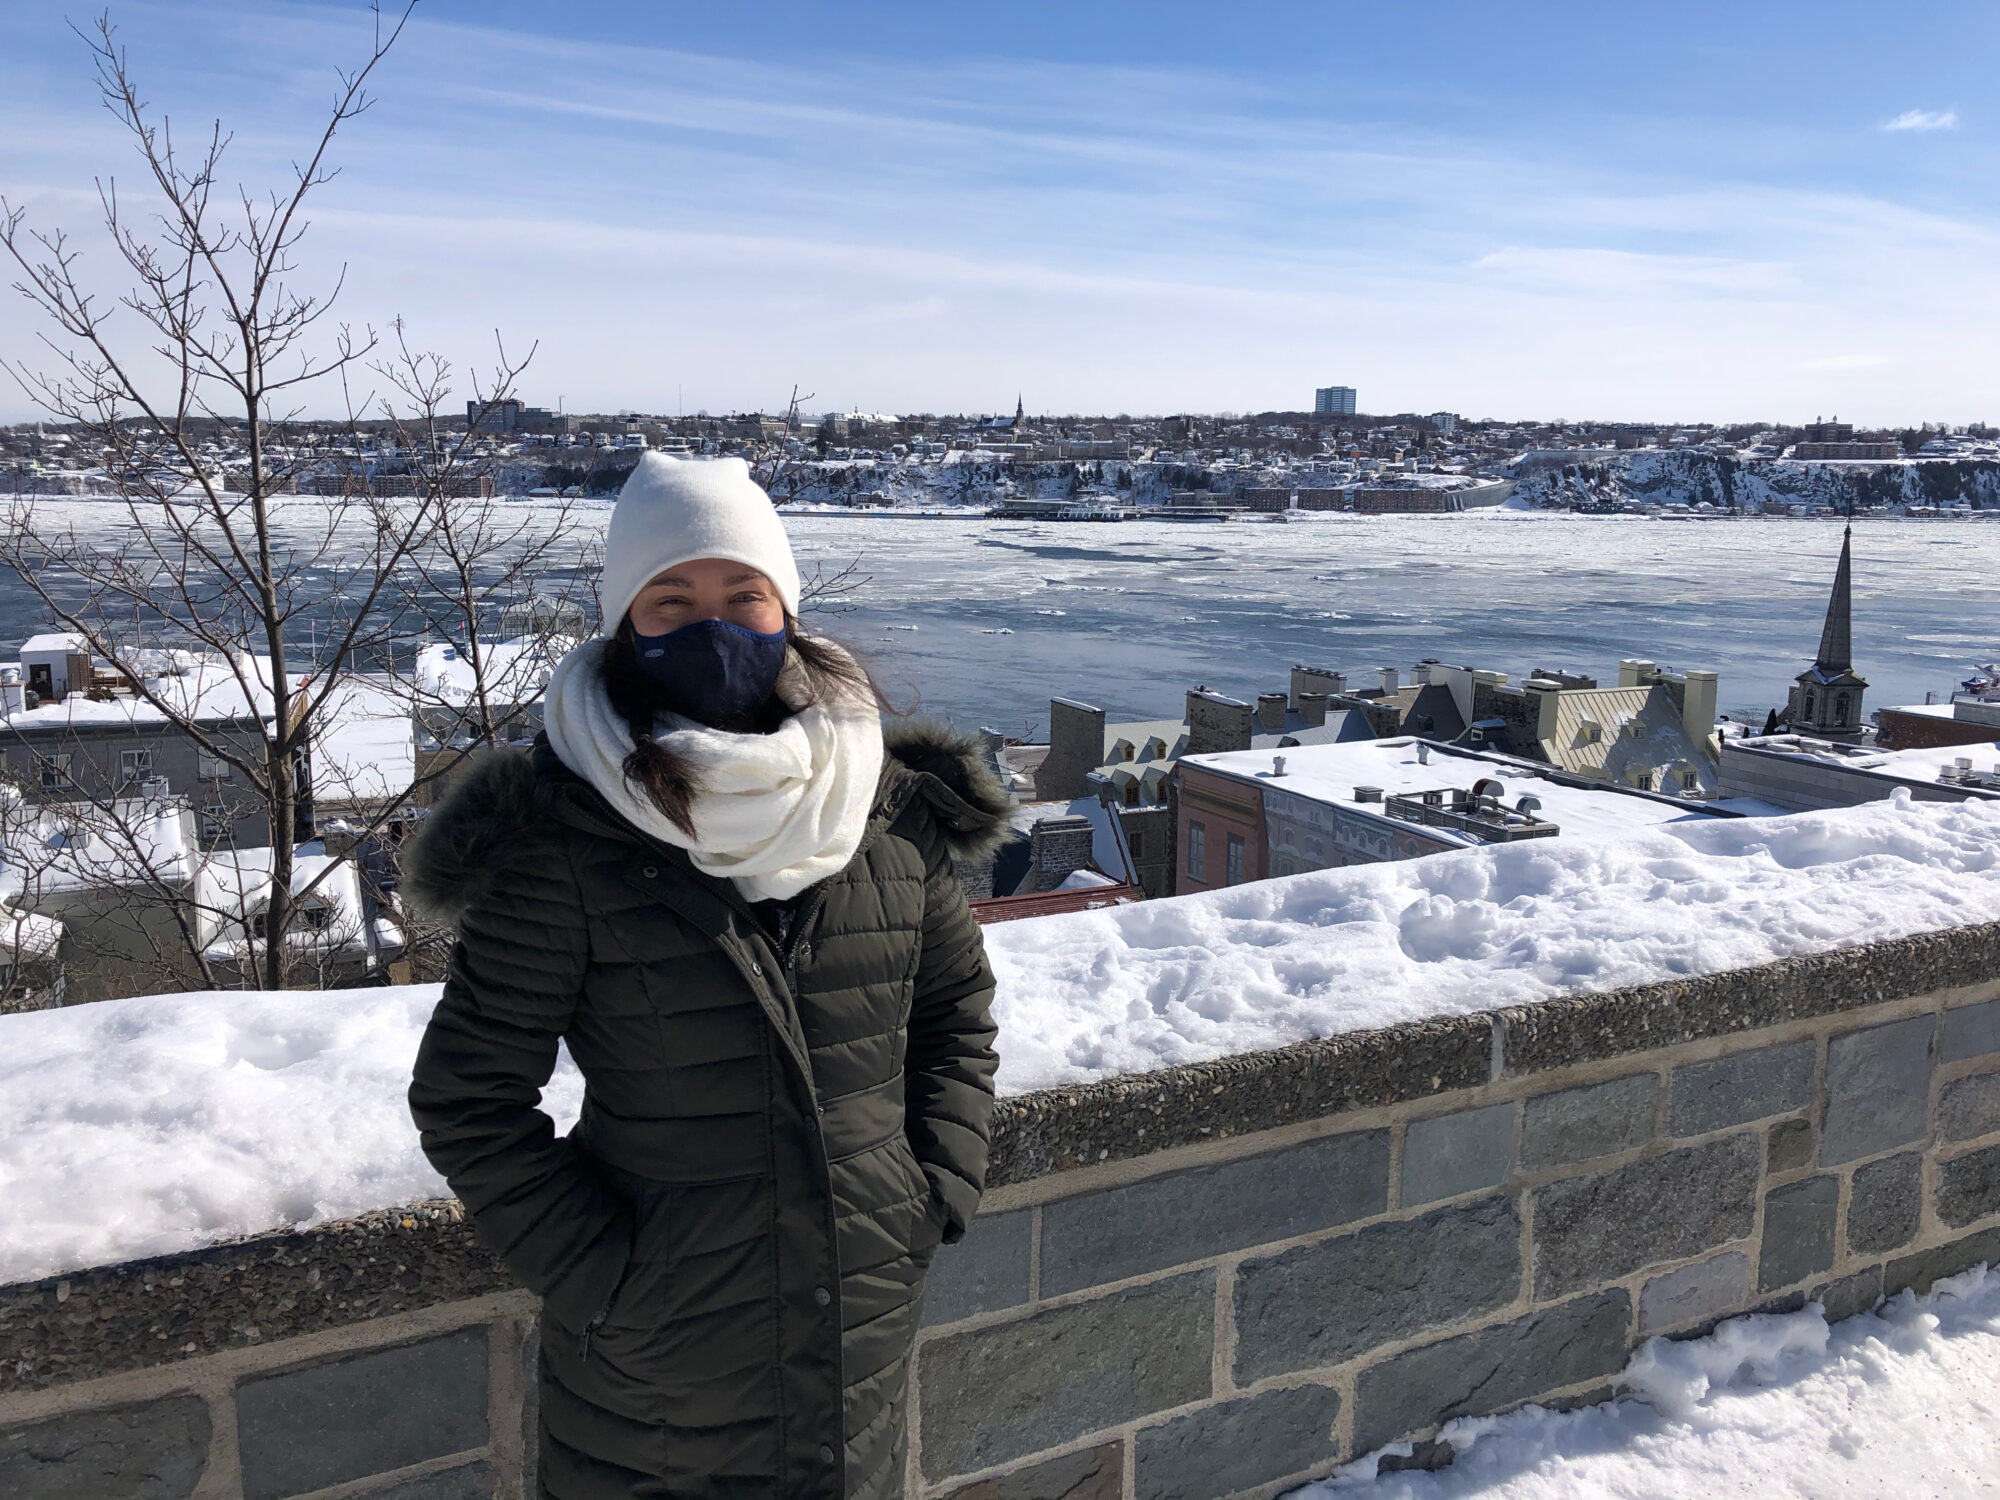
(1184, 738), (1724, 844)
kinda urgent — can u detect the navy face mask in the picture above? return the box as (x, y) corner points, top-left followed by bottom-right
(631, 618), (788, 727)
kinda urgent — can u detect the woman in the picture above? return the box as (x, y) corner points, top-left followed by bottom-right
(405, 453), (1005, 1500)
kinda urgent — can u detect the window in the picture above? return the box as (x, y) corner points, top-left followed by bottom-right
(1834, 692), (1851, 726)
(1226, 834), (1245, 885)
(200, 805), (232, 844)
(40, 753), (71, 790)
(119, 748), (152, 782)
(1186, 820), (1206, 881)
(197, 752), (232, 781)
(1804, 692), (1817, 720)
(1128, 830), (1144, 859)
(1123, 781), (1140, 807)
(1680, 769), (1700, 791)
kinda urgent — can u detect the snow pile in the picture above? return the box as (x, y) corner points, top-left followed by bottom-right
(1301, 1264), (2000, 1498)
(0, 985), (580, 1284)
(982, 794), (2000, 1092)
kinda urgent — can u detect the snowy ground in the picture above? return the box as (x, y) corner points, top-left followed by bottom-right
(1, 795), (1998, 1283)
(1300, 1264), (2000, 1499)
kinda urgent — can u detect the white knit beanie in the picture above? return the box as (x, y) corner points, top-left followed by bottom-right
(598, 454), (800, 634)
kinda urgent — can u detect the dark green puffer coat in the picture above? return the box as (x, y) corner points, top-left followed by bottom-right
(404, 722), (1005, 1500)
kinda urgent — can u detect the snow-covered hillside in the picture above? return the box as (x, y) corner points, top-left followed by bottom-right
(1510, 448), (2000, 511)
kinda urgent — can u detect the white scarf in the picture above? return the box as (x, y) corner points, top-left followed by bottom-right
(542, 637), (884, 901)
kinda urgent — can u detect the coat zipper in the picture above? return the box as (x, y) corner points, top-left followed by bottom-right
(580, 1309), (606, 1364)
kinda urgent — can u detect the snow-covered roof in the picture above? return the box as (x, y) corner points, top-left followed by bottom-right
(0, 652), (277, 730)
(19, 633), (87, 656)
(191, 845), (385, 963)
(1730, 735), (2000, 793)
(1184, 738), (1723, 843)
(0, 793), (200, 896)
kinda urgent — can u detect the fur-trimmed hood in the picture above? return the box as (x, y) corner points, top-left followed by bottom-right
(401, 719), (1011, 927)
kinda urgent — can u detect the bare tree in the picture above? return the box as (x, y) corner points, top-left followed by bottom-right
(0, 6), (509, 992)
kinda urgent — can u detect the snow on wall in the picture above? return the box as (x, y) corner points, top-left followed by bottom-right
(1, 797), (1998, 1284)
(981, 793), (2000, 1091)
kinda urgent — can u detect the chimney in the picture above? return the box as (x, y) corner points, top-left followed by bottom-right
(1027, 814), (1098, 893)
(1681, 669), (1719, 753)
(1289, 664), (1345, 709)
(1619, 659), (1657, 688)
(1257, 693), (1288, 731)
(1413, 661), (1434, 686)
(1377, 667), (1399, 694)
(0, 666), (21, 718)
(1297, 692), (1327, 727)
(1186, 689), (1254, 754)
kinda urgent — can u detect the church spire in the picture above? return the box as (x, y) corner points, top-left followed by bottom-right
(1814, 526), (1854, 673)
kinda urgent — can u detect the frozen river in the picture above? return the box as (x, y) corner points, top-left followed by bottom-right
(786, 511), (1997, 733)
(2, 504), (1993, 736)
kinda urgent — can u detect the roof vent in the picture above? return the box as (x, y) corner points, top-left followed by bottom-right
(1353, 785), (1383, 803)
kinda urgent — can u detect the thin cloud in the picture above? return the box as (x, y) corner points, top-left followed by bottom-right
(1882, 108), (1959, 133)
(1795, 354), (1890, 372)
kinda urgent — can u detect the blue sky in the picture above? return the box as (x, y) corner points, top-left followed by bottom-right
(2, 1), (1997, 423)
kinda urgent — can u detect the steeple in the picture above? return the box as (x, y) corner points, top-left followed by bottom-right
(1014, 394), (1024, 426)
(1814, 525), (1854, 672)
(1784, 525), (1867, 740)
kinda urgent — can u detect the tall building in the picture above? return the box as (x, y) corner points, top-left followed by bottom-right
(1785, 527), (1868, 740)
(1314, 386), (1357, 417)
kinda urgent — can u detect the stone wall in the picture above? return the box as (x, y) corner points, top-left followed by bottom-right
(5, 924), (2000, 1499)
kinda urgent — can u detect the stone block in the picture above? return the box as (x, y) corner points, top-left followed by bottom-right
(1400, 1104), (1515, 1207)
(1519, 1074), (1657, 1168)
(1886, 1227), (2000, 1297)
(0, 1397), (210, 1500)
(1351, 1290), (1632, 1455)
(1942, 998), (2000, 1063)
(919, 1272), (1215, 1482)
(521, 1318), (540, 1500)
(937, 1442), (1121, 1500)
(1638, 1252), (1749, 1334)
(1848, 1153), (1922, 1255)
(1134, 1383), (1342, 1500)
(1938, 1070), (2000, 1143)
(1759, 1176), (1838, 1293)
(1767, 1118), (1815, 1173)
(370, 1461), (495, 1498)
(1233, 1197), (1521, 1383)
(1532, 1135), (1760, 1298)
(1038, 1131), (1386, 1297)
(1937, 1143), (2000, 1229)
(1668, 1042), (1813, 1137)
(1811, 1266), (1883, 1325)
(924, 1209), (1035, 1324)
(1821, 1016), (1934, 1166)
(235, 1328), (490, 1500)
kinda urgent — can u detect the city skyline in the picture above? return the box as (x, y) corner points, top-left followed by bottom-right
(3, 2), (1999, 425)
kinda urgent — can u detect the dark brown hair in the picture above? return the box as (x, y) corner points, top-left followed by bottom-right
(602, 614), (884, 838)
